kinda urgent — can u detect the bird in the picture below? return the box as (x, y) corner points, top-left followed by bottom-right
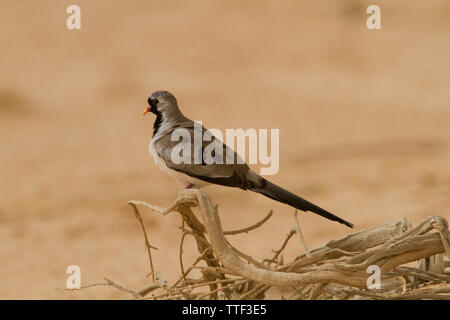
(142, 90), (353, 228)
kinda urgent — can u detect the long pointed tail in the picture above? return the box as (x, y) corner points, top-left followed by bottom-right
(250, 179), (353, 228)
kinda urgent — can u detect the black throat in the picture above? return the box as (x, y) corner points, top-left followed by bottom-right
(153, 111), (163, 137)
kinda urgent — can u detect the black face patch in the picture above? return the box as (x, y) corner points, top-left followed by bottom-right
(152, 112), (163, 136)
(148, 97), (162, 136)
(148, 97), (159, 114)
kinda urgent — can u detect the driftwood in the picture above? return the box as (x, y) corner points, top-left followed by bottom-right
(72, 189), (450, 300)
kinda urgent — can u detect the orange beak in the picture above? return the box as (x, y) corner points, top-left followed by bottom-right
(142, 107), (150, 116)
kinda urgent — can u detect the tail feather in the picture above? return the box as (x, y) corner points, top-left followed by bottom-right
(251, 179), (353, 228)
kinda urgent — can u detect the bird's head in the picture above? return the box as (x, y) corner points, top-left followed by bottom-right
(142, 90), (179, 117)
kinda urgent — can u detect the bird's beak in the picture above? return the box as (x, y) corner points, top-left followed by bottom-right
(142, 107), (151, 116)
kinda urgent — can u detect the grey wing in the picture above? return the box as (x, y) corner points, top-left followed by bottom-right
(155, 128), (259, 189)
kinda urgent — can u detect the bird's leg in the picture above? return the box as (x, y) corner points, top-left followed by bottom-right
(185, 183), (194, 189)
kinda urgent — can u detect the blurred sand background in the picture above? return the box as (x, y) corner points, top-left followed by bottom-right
(0, 0), (449, 299)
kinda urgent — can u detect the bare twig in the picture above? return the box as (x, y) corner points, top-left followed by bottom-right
(73, 191), (449, 300)
(293, 210), (310, 257)
(265, 229), (296, 265)
(128, 201), (158, 282)
(224, 211), (273, 235)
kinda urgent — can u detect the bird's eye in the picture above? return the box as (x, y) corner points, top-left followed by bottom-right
(148, 98), (159, 107)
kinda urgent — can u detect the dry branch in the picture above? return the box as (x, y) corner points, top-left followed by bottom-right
(77, 190), (449, 300)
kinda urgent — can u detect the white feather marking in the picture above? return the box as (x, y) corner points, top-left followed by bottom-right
(148, 118), (210, 188)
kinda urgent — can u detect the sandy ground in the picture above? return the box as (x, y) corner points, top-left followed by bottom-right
(0, 1), (449, 299)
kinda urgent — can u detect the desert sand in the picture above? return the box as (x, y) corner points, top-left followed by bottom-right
(0, 1), (449, 299)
